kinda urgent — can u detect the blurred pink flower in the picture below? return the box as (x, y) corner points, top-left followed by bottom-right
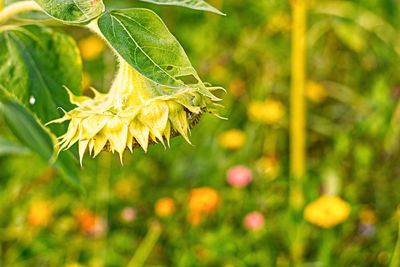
(121, 207), (137, 222)
(244, 211), (265, 231)
(227, 165), (253, 188)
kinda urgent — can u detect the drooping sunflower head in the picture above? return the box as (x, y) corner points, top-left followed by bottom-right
(49, 59), (223, 165)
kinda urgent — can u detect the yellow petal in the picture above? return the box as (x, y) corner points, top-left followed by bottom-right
(167, 102), (191, 144)
(164, 121), (171, 147)
(65, 86), (91, 105)
(79, 140), (89, 167)
(81, 115), (108, 139)
(129, 121), (149, 152)
(93, 132), (108, 157)
(141, 102), (168, 144)
(104, 116), (128, 157)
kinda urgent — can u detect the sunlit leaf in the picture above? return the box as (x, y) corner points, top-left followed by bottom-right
(0, 25), (82, 134)
(33, 0), (105, 24)
(97, 8), (218, 100)
(140, 0), (225, 15)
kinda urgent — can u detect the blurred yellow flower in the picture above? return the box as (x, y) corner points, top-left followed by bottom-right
(248, 100), (285, 124)
(306, 81), (328, 103)
(256, 155), (280, 179)
(304, 195), (351, 228)
(27, 200), (53, 227)
(359, 207), (376, 224)
(189, 187), (219, 215)
(65, 263), (85, 267)
(114, 177), (139, 200)
(155, 197), (176, 217)
(218, 129), (246, 150)
(78, 35), (106, 60)
(268, 12), (291, 33)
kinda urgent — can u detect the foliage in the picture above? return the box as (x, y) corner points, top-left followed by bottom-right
(1, 0), (400, 266)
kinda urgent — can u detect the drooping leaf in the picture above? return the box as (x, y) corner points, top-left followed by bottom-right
(0, 137), (29, 156)
(32, 0), (104, 24)
(0, 25), (82, 134)
(140, 0), (225, 15)
(97, 8), (218, 100)
(0, 100), (82, 189)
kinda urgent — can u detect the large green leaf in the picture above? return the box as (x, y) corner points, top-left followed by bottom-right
(97, 8), (218, 100)
(0, 100), (82, 189)
(140, 0), (224, 15)
(0, 137), (29, 156)
(0, 25), (82, 134)
(33, 0), (104, 24)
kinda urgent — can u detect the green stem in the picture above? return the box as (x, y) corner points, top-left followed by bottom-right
(318, 229), (333, 266)
(127, 222), (162, 267)
(390, 217), (400, 267)
(0, 1), (41, 24)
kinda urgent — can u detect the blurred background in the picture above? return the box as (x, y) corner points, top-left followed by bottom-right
(1, 0), (400, 266)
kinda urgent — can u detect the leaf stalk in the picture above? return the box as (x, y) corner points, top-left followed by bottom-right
(0, 1), (42, 25)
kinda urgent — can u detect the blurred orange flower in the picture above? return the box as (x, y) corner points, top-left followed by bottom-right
(75, 209), (108, 237)
(306, 81), (328, 103)
(304, 195), (351, 228)
(27, 200), (53, 227)
(155, 198), (176, 217)
(187, 212), (204, 225)
(78, 35), (106, 60)
(218, 129), (246, 150)
(189, 187), (219, 215)
(248, 100), (285, 124)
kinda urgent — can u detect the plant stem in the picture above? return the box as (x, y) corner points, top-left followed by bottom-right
(390, 216), (400, 267)
(0, 1), (41, 24)
(289, 0), (307, 265)
(290, 0), (307, 190)
(127, 222), (162, 267)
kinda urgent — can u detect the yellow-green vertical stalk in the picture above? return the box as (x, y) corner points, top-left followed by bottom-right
(289, 0), (307, 265)
(290, 0), (306, 209)
(127, 222), (162, 267)
(390, 213), (400, 267)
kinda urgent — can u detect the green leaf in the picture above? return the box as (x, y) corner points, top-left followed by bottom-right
(0, 137), (29, 156)
(333, 21), (367, 53)
(0, 100), (82, 189)
(32, 0), (105, 24)
(97, 8), (218, 100)
(140, 0), (225, 15)
(1, 100), (53, 160)
(0, 25), (82, 134)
